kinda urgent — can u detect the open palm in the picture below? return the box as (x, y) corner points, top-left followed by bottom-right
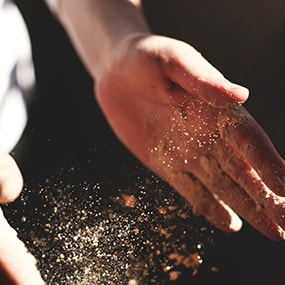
(96, 34), (285, 240)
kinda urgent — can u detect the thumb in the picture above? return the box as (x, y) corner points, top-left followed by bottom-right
(169, 42), (249, 107)
(0, 151), (23, 204)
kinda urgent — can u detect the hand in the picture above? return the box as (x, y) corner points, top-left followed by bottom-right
(0, 151), (45, 284)
(95, 34), (285, 240)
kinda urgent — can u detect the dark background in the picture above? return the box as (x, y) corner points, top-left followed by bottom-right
(5, 1), (285, 284)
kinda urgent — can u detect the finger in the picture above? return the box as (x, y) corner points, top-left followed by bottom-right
(167, 42), (249, 107)
(195, 155), (285, 240)
(213, 139), (285, 228)
(218, 107), (285, 196)
(0, 151), (23, 204)
(0, 208), (45, 284)
(169, 171), (242, 233)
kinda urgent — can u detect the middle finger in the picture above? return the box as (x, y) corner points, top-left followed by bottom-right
(212, 138), (285, 228)
(192, 155), (285, 240)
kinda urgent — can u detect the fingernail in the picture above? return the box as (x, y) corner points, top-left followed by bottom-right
(228, 83), (249, 103)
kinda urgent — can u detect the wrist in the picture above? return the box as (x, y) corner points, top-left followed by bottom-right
(57, 0), (150, 79)
(87, 0), (151, 79)
(94, 31), (152, 82)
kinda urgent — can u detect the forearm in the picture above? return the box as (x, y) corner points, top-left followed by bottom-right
(47, 0), (150, 79)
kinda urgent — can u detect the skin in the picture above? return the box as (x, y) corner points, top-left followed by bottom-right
(57, 0), (284, 239)
(95, 34), (285, 240)
(1, 0), (285, 283)
(0, 151), (45, 284)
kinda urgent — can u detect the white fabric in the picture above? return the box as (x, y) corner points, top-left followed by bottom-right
(0, 0), (35, 152)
